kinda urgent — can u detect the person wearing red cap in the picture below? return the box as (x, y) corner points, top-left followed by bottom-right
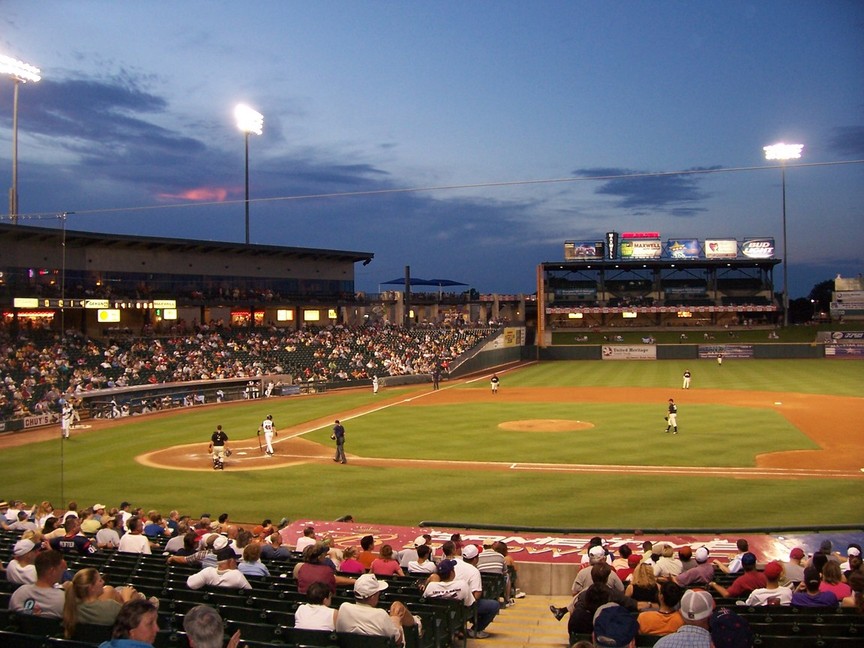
(782, 547), (806, 586)
(744, 561), (792, 606)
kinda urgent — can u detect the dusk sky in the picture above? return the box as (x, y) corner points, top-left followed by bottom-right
(2, 1), (862, 298)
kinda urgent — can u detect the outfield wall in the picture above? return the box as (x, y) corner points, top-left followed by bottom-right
(534, 343), (826, 361)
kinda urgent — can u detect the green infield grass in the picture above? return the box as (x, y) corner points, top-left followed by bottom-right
(1, 359), (861, 530)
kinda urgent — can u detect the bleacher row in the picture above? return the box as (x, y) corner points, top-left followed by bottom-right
(1, 530), (506, 648)
(568, 567), (863, 648)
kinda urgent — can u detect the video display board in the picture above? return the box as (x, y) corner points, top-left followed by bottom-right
(564, 241), (604, 260)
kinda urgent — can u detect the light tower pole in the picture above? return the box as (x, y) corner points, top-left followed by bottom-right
(234, 104), (264, 244)
(763, 142), (803, 328)
(1, 53), (41, 224)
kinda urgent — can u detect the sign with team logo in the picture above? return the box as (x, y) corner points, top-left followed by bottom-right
(741, 238), (775, 259)
(666, 239), (700, 259)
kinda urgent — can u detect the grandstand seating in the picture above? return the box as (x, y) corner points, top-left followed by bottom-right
(2, 526), (862, 647)
(0, 324), (496, 420)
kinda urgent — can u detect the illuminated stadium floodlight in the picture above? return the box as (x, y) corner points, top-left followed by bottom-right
(1, 53), (42, 225)
(763, 142), (803, 328)
(235, 104), (264, 244)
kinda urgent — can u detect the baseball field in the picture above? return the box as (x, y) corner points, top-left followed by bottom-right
(1, 358), (862, 531)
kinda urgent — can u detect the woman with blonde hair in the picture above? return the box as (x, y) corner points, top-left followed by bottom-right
(63, 567), (144, 638)
(35, 501), (55, 528)
(338, 546), (365, 575)
(625, 562), (659, 609)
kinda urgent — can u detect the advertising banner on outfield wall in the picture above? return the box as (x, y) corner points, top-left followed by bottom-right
(698, 344), (755, 359)
(620, 238), (662, 259)
(741, 238), (775, 259)
(601, 345), (657, 360)
(825, 344), (864, 357)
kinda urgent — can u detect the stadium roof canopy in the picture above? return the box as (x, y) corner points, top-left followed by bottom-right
(381, 278), (468, 286)
(0, 223), (374, 264)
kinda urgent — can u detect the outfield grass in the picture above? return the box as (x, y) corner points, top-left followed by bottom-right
(1, 360), (861, 530)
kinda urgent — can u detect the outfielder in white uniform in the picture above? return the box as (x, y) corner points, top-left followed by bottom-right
(260, 415), (277, 456)
(682, 370), (691, 389)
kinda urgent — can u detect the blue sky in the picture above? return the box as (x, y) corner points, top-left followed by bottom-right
(1, 1), (862, 298)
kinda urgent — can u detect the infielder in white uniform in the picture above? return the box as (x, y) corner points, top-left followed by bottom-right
(260, 414), (277, 456)
(682, 370), (691, 389)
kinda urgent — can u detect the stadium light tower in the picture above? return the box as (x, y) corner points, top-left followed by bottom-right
(234, 103), (263, 245)
(763, 142), (803, 328)
(1, 53), (41, 224)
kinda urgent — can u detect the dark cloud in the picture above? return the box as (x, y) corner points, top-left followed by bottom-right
(826, 125), (864, 158)
(574, 166), (720, 214)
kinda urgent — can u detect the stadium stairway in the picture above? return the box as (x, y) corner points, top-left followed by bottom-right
(479, 595), (566, 648)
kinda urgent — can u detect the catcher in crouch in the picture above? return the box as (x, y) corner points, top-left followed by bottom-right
(209, 424), (231, 470)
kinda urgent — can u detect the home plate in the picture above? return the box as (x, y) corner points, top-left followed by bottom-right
(774, 401), (782, 405)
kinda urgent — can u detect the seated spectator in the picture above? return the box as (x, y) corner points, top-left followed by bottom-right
(259, 532), (291, 561)
(593, 602), (638, 648)
(63, 568), (145, 638)
(42, 516), (64, 540)
(676, 547), (714, 587)
(678, 546), (696, 572)
(616, 553), (641, 585)
(744, 561), (792, 606)
(396, 535), (428, 570)
(423, 559), (475, 607)
(336, 574), (415, 647)
(709, 552), (765, 599)
(653, 589), (714, 647)
(708, 608), (754, 648)
(841, 571), (864, 611)
(495, 541), (524, 600)
(50, 516), (99, 556)
(143, 512), (171, 539)
(79, 508), (101, 535)
(714, 539), (749, 574)
(457, 544), (500, 638)
(840, 543), (862, 574)
(186, 545), (251, 590)
(568, 563), (638, 636)
(405, 543), (434, 575)
(339, 546), (366, 575)
(625, 563), (659, 610)
(294, 581), (337, 631)
(237, 543), (270, 578)
(9, 510), (39, 533)
(9, 549), (68, 618)
(370, 544), (404, 578)
(117, 517), (153, 555)
(638, 581), (685, 636)
(7, 537), (39, 585)
(782, 547), (806, 587)
(165, 531), (197, 557)
(477, 540), (508, 603)
(296, 525), (317, 552)
(357, 534), (378, 571)
(183, 604), (241, 648)
(293, 541), (355, 594)
(820, 561), (852, 600)
(100, 599), (160, 648)
(791, 567), (839, 608)
(580, 537), (613, 566)
(653, 543), (683, 581)
(611, 544), (632, 572)
(96, 516), (122, 550)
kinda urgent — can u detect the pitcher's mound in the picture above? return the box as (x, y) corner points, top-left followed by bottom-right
(498, 419), (594, 432)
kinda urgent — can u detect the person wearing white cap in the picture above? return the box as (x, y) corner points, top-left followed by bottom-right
(396, 534), (429, 569)
(675, 547), (715, 587)
(653, 588), (715, 647)
(335, 574), (409, 646)
(459, 544), (500, 638)
(6, 538), (39, 585)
